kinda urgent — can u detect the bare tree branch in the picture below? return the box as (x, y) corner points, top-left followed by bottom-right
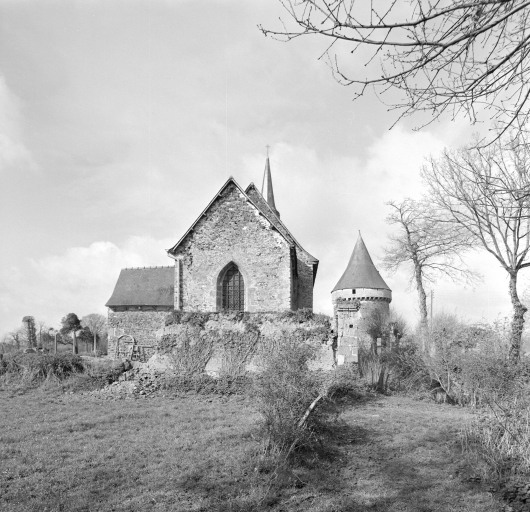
(422, 129), (530, 361)
(262, 1), (530, 138)
(382, 197), (479, 349)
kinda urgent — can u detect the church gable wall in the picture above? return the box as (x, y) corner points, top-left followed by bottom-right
(174, 184), (292, 312)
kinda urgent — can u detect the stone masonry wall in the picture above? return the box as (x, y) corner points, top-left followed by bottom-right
(107, 310), (169, 360)
(296, 250), (315, 310)
(174, 183), (293, 312)
(246, 184), (316, 311)
(331, 286), (391, 364)
(158, 312), (334, 374)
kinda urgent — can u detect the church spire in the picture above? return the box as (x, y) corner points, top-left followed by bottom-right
(261, 147), (280, 218)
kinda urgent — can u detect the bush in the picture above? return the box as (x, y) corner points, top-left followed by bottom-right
(462, 381), (530, 485)
(253, 338), (325, 456)
(0, 352), (84, 381)
(386, 341), (430, 392)
(160, 326), (217, 376)
(325, 363), (363, 400)
(278, 308), (315, 323)
(358, 348), (388, 392)
(356, 339), (429, 394)
(420, 318), (525, 405)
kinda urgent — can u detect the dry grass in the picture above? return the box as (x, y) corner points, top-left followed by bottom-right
(462, 396), (530, 481)
(0, 385), (503, 512)
(0, 389), (259, 512)
(322, 395), (502, 512)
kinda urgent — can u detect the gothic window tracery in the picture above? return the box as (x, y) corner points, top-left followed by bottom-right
(222, 264), (244, 311)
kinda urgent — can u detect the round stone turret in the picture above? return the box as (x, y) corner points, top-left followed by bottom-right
(331, 234), (392, 364)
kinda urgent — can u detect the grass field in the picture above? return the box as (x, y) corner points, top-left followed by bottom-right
(0, 382), (504, 512)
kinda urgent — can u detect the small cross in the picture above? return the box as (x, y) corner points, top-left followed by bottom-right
(266, 144), (270, 156)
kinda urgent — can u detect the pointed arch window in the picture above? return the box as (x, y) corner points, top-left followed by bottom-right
(222, 264), (245, 311)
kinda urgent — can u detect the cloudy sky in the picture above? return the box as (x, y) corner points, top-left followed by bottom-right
(0, 0), (525, 335)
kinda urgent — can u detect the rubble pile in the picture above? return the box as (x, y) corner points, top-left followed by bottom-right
(84, 355), (174, 400)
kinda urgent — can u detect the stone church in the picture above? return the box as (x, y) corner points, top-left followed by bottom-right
(105, 157), (319, 357)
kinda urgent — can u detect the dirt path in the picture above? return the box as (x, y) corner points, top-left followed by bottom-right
(278, 394), (503, 512)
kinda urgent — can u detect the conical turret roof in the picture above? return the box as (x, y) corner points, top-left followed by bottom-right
(332, 234), (391, 292)
(261, 156), (280, 218)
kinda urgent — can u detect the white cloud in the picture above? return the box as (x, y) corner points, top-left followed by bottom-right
(0, 236), (175, 333)
(241, 127), (520, 327)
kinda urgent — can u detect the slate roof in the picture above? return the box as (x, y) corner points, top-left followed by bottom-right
(105, 266), (174, 307)
(332, 234), (390, 292)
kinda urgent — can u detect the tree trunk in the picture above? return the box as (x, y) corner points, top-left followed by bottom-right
(508, 271), (526, 363)
(413, 260), (429, 351)
(371, 336), (378, 355)
(72, 331), (78, 355)
(376, 367), (386, 393)
(93, 333), (97, 354)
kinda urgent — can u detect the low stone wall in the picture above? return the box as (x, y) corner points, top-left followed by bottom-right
(157, 311), (335, 375)
(107, 310), (335, 372)
(107, 310), (169, 360)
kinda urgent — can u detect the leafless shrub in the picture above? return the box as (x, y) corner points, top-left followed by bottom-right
(220, 330), (260, 378)
(462, 387), (530, 482)
(422, 313), (517, 405)
(161, 326), (216, 377)
(253, 338), (324, 456)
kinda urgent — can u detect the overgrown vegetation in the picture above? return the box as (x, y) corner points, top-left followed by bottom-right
(356, 310), (530, 507)
(0, 352), (85, 382)
(253, 338), (324, 455)
(1, 307), (526, 509)
(158, 309), (330, 385)
(0, 352), (128, 393)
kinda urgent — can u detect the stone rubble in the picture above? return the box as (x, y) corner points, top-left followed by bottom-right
(82, 360), (168, 400)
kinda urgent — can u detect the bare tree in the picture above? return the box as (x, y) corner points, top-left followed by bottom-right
(4, 328), (23, 351)
(36, 320), (47, 349)
(1, 331), (21, 353)
(382, 199), (478, 348)
(81, 313), (107, 354)
(262, 1), (530, 135)
(422, 132), (530, 361)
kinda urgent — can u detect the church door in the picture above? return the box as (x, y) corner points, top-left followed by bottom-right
(222, 264), (245, 311)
